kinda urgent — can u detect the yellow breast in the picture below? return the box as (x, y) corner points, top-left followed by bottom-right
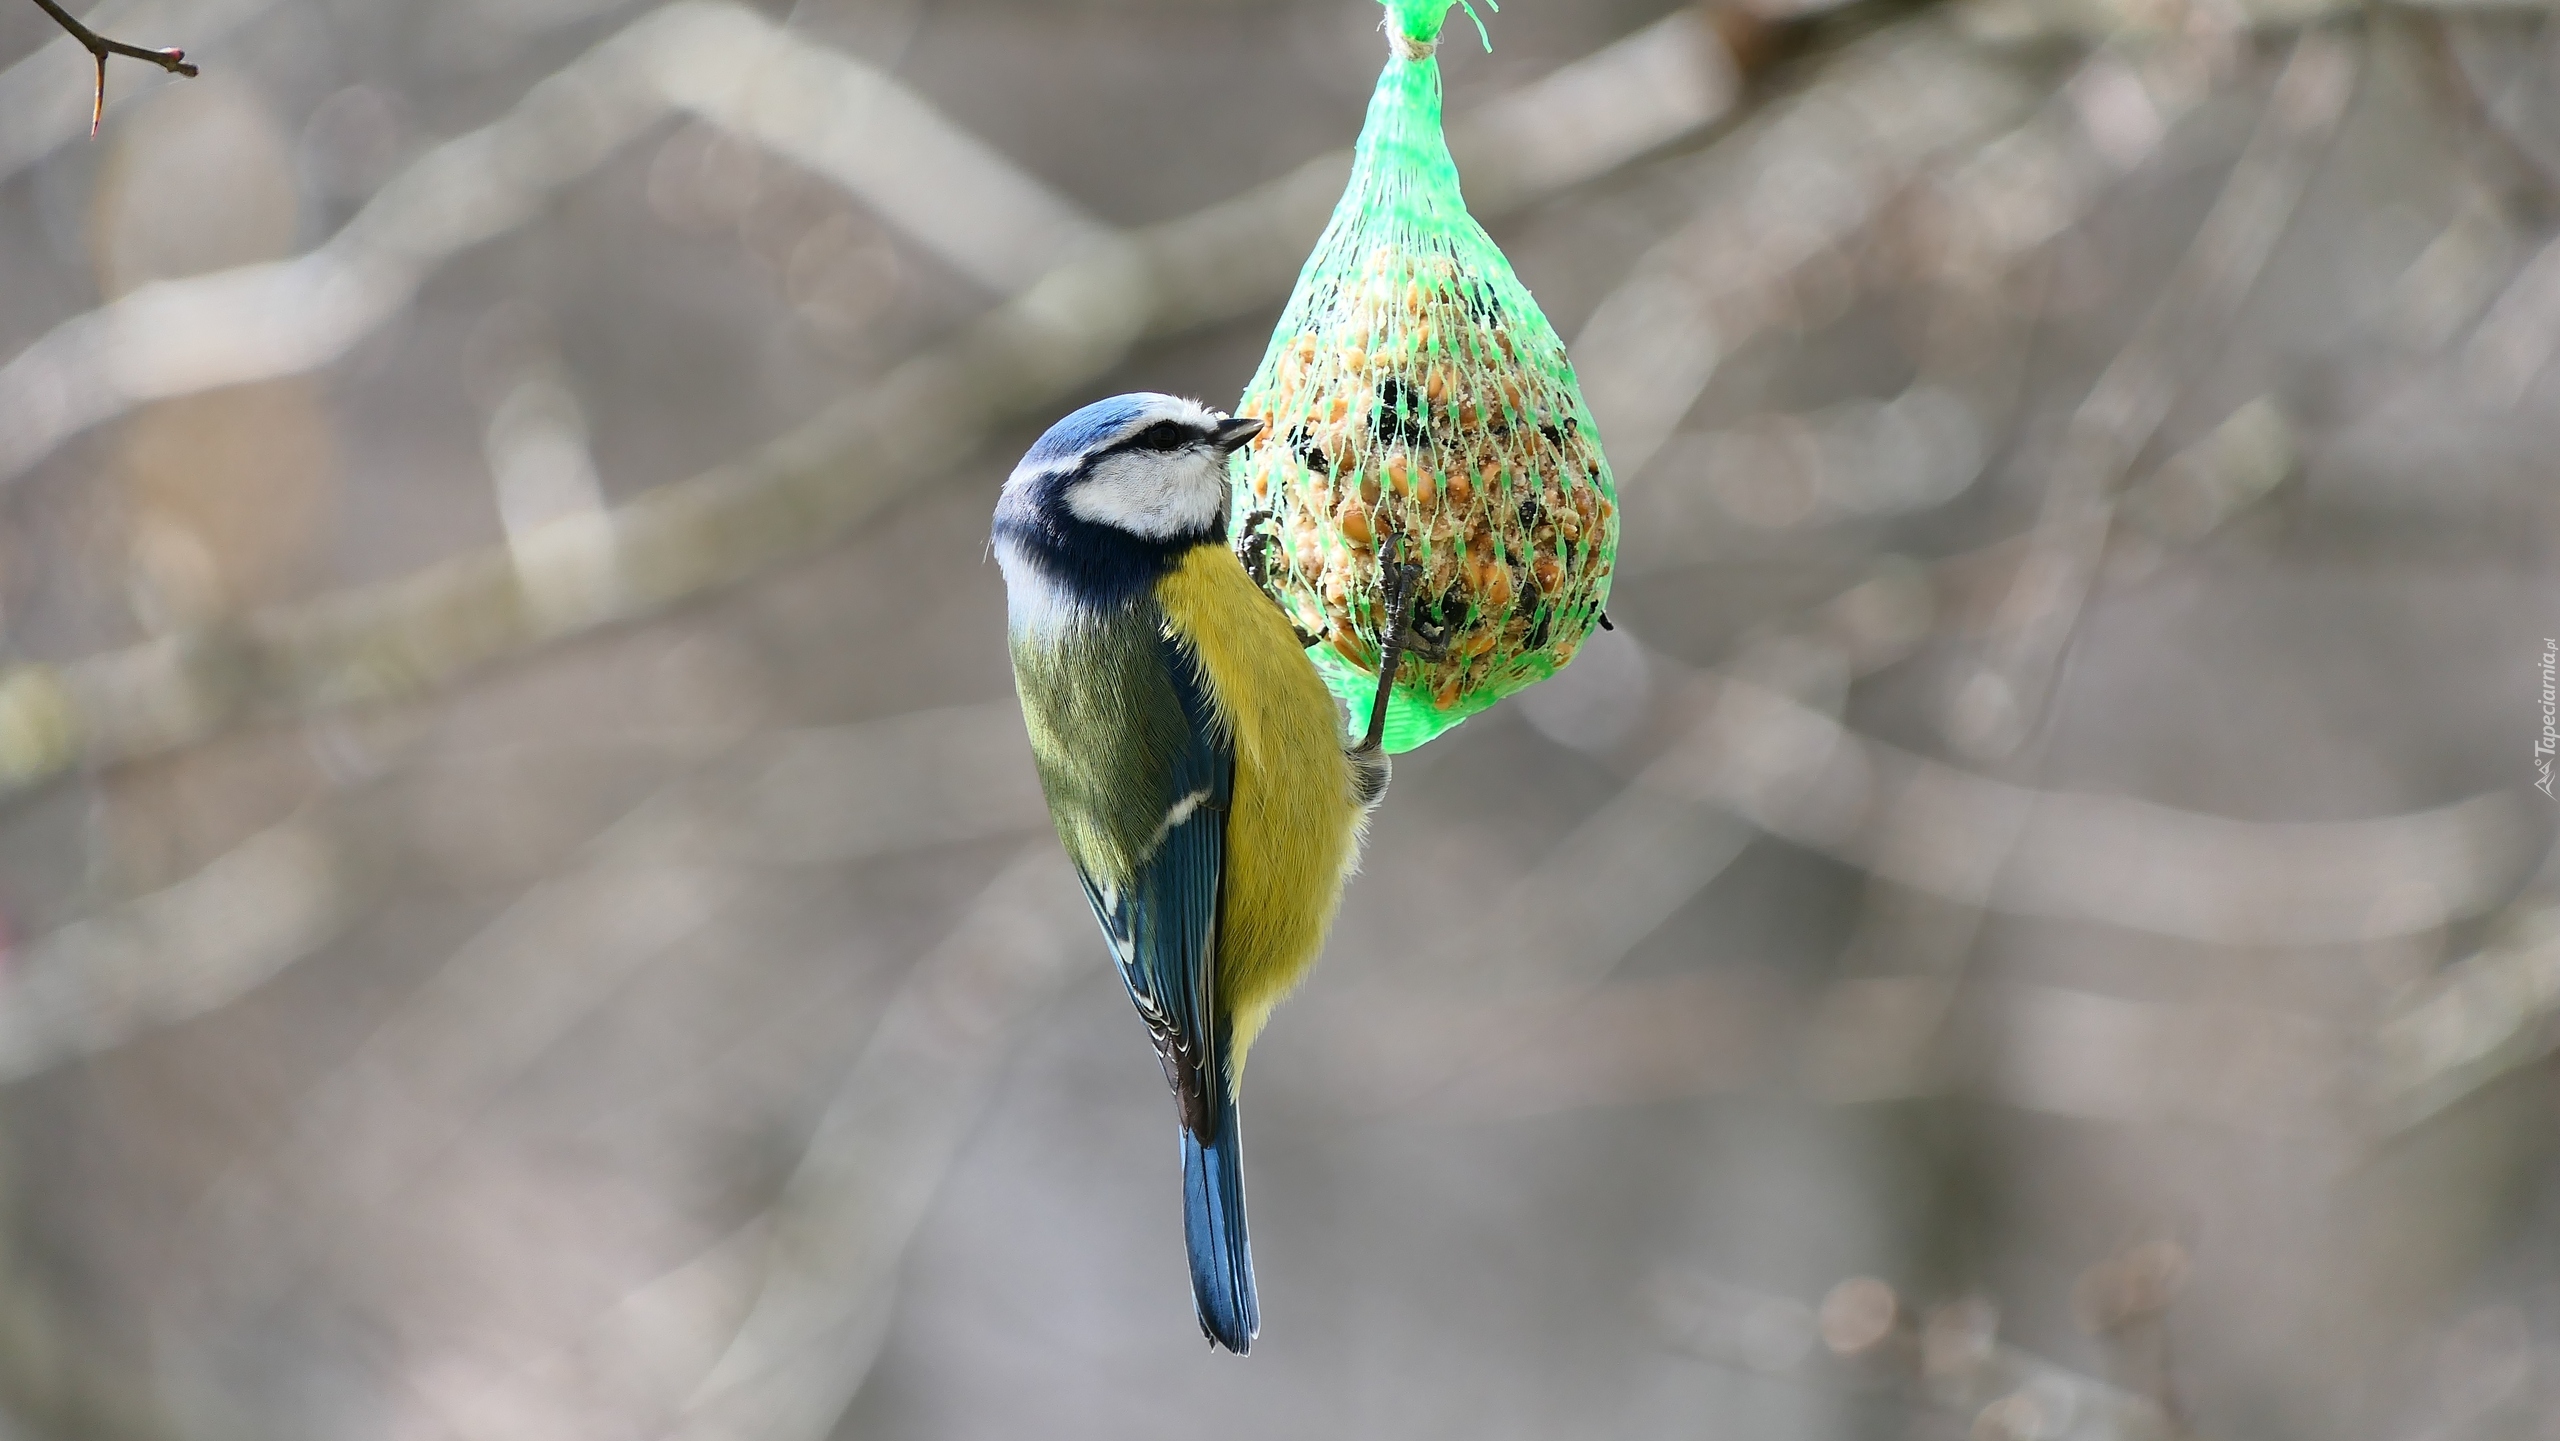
(1155, 544), (1368, 1083)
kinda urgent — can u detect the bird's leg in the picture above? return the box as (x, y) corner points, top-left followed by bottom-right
(1345, 555), (1419, 809)
(1356, 555), (1423, 758)
(1343, 534), (1419, 808)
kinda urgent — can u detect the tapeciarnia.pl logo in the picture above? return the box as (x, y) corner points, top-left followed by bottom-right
(2540, 638), (2557, 798)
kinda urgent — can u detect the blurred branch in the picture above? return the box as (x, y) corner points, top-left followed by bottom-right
(1647, 1270), (2188, 1441)
(0, 4), (1737, 803)
(2361, 181), (2522, 364)
(1392, 537), (2526, 1023)
(1294, 795), (2540, 1130)
(1793, 29), (2358, 1107)
(639, 2), (1109, 292)
(2431, 12), (2560, 196)
(1649, 666), (2534, 947)
(435, 843), (1089, 1441)
(0, 811), (344, 1081)
(1962, 0), (2550, 45)
(699, 703), (1045, 867)
(1285, 609), (2531, 1125)
(138, 717), (1053, 1440)
(1952, 30), (2359, 759)
(2146, 182), (2532, 529)
(0, 1258), (178, 1441)
(1291, 971), (1784, 1120)
(1379, 962), (2338, 1132)
(2368, 855), (2560, 1133)
(1444, 3), (1740, 213)
(1573, 21), (2045, 483)
(0, 702), (1043, 1091)
(2457, 229), (2560, 408)
(1411, 757), (1762, 995)
(1985, 981), (2343, 1131)
(2114, 395), (2297, 546)
(673, 847), (1089, 1441)
(187, 782), (746, 1238)
(1623, 43), (2230, 563)
(23, 0), (193, 136)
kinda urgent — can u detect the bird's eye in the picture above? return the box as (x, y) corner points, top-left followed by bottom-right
(1130, 421), (1193, 453)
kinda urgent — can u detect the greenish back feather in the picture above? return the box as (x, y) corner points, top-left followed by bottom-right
(1010, 604), (1197, 887)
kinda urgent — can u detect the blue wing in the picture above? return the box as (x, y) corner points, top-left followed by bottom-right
(1069, 631), (1257, 1351)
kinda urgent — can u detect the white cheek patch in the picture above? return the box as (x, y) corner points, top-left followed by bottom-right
(1064, 450), (1228, 539)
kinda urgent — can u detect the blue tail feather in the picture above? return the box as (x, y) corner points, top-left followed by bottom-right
(1181, 1090), (1258, 1353)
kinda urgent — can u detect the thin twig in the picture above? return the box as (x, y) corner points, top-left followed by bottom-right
(23, 0), (195, 136)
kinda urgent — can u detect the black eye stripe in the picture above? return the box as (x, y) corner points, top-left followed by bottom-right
(1120, 420), (1197, 454)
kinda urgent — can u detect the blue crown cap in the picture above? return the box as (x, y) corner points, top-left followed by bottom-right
(1021, 394), (1160, 470)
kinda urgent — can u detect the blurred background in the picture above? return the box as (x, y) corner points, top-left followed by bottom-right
(0, 0), (2552, 1436)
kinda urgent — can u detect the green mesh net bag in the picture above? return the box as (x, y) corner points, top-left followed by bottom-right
(1229, 0), (1619, 753)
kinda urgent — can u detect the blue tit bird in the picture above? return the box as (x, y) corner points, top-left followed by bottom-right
(992, 392), (1417, 1353)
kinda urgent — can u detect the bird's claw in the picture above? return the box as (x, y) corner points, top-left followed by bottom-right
(1238, 508), (1322, 648)
(1383, 560), (1454, 661)
(1238, 510), (1280, 592)
(1405, 615), (1453, 663)
(1354, 559), (1425, 760)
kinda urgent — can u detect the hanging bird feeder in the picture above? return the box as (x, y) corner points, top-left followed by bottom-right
(1230, 0), (1619, 753)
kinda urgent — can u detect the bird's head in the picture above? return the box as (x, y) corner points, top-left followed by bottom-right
(992, 393), (1264, 628)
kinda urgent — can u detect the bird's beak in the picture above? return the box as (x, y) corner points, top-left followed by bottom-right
(1211, 415), (1265, 454)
